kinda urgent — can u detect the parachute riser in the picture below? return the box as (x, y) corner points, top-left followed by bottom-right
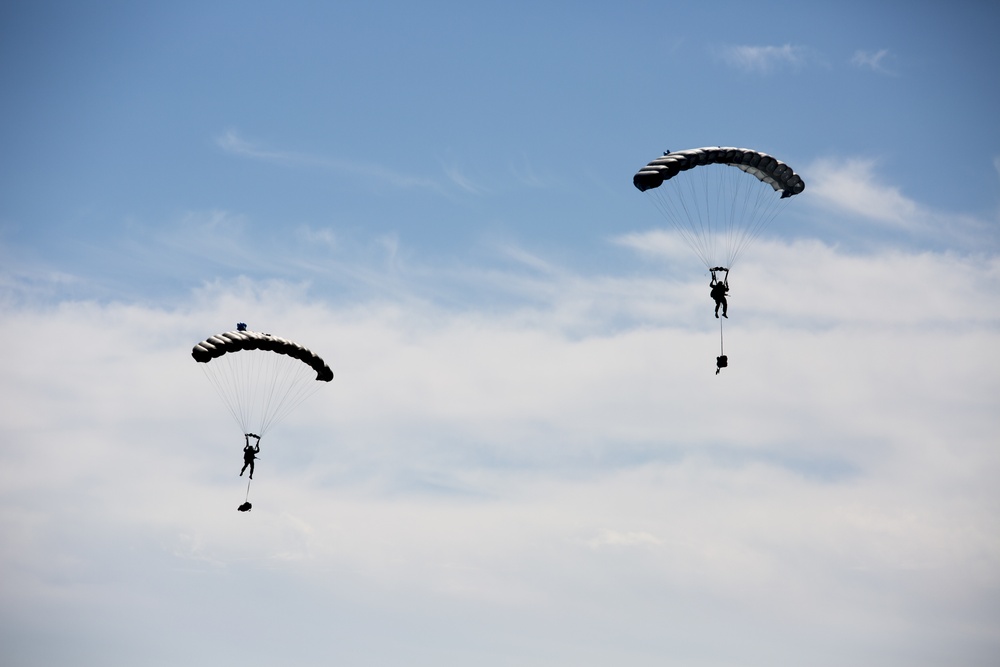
(638, 154), (798, 271)
(198, 348), (326, 438)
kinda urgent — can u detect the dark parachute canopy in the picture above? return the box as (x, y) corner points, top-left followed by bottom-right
(192, 329), (333, 381)
(633, 147), (805, 270)
(192, 327), (332, 437)
(633, 147), (805, 196)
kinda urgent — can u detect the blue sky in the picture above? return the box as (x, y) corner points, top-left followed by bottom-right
(4, 0), (998, 301)
(2, 2), (999, 666)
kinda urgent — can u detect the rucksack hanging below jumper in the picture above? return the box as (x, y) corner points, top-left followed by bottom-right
(716, 355), (728, 375)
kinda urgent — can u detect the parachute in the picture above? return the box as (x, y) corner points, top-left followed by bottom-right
(635, 147), (805, 374)
(633, 147), (805, 270)
(192, 325), (333, 437)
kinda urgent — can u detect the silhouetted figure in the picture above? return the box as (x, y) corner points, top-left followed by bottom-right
(716, 354), (728, 375)
(237, 502), (252, 512)
(710, 269), (729, 318)
(240, 433), (260, 479)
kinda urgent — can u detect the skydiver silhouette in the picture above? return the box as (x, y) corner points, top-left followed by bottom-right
(710, 268), (729, 318)
(240, 433), (260, 479)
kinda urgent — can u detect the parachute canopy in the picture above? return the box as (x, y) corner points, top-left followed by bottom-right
(634, 147), (805, 270)
(192, 327), (332, 437)
(634, 147), (805, 196)
(192, 329), (333, 381)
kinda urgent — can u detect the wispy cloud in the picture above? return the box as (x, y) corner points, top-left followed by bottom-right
(808, 157), (922, 229)
(508, 154), (550, 189)
(851, 48), (897, 75)
(215, 129), (324, 166)
(717, 44), (808, 73)
(613, 229), (692, 263)
(295, 225), (337, 249)
(443, 165), (487, 195)
(215, 129), (447, 192)
(804, 156), (993, 248)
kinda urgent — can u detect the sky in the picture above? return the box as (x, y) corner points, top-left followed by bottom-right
(1, 1), (999, 665)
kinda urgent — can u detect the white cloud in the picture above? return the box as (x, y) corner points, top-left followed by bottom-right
(803, 158), (921, 228)
(718, 44), (807, 73)
(616, 230), (1000, 331)
(586, 530), (664, 549)
(852, 48), (896, 75)
(804, 157), (995, 249)
(613, 228), (696, 263)
(1, 237), (998, 666)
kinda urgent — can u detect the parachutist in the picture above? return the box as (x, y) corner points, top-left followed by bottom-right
(634, 148), (804, 375)
(237, 502), (252, 512)
(710, 269), (729, 318)
(240, 434), (260, 479)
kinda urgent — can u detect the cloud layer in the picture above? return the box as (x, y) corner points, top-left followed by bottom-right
(2, 235), (998, 666)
